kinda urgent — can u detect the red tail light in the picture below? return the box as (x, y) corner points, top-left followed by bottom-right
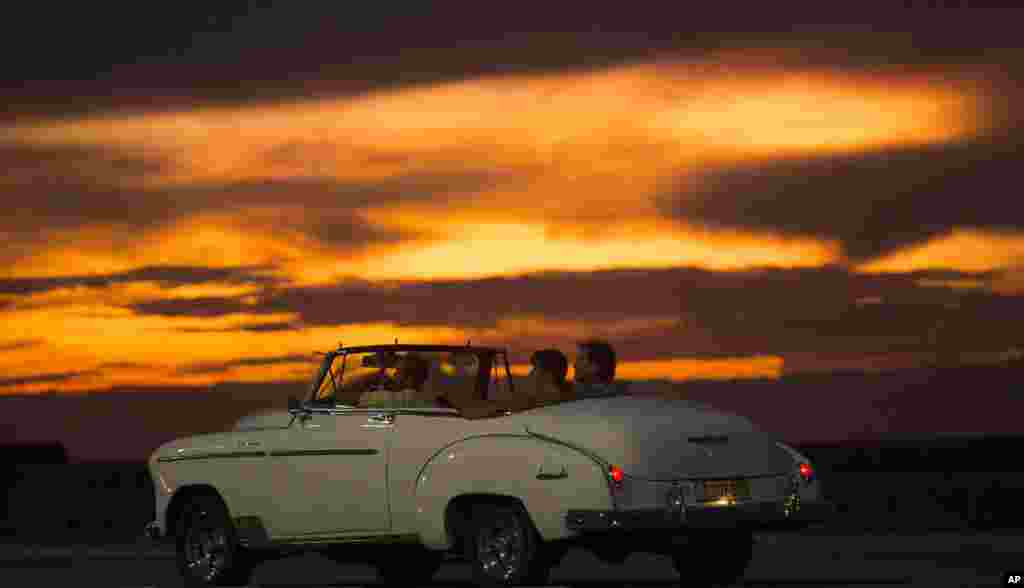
(608, 464), (624, 483)
(798, 462), (814, 482)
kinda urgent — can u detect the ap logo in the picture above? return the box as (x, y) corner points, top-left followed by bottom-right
(1005, 573), (1023, 584)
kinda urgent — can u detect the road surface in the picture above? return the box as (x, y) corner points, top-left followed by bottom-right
(0, 532), (1016, 587)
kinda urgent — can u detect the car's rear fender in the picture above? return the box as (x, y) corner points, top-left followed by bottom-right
(413, 434), (614, 548)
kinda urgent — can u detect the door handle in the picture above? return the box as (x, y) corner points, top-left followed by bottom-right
(238, 440), (262, 448)
(536, 465), (568, 480)
(365, 413), (395, 426)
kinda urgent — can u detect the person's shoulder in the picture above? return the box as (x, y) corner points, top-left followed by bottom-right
(573, 380), (624, 398)
(571, 381), (597, 398)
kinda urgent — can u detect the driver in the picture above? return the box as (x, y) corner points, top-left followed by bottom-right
(359, 353), (438, 408)
(342, 350), (398, 398)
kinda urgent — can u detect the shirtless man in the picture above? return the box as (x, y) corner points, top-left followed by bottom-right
(573, 339), (627, 398)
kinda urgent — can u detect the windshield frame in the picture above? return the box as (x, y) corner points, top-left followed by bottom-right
(305, 345), (515, 408)
(307, 351), (340, 404)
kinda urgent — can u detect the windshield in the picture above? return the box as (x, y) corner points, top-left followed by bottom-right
(307, 349), (485, 409)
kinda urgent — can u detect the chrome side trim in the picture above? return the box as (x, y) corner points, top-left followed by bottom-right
(156, 450), (265, 463)
(274, 532), (420, 546)
(268, 449), (378, 457)
(307, 406), (460, 416)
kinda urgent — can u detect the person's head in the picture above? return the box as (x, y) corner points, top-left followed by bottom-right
(374, 350), (398, 369)
(529, 349), (568, 385)
(396, 354), (429, 390)
(574, 339), (616, 384)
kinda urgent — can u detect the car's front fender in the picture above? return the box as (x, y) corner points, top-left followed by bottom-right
(413, 434), (613, 548)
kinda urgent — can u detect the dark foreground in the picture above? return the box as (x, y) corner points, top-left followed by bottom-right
(0, 531), (1016, 588)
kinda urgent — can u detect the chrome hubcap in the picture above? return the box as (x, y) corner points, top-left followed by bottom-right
(184, 509), (228, 582)
(477, 517), (525, 582)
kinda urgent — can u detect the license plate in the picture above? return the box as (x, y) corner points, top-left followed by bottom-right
(703, 479), (751, 502)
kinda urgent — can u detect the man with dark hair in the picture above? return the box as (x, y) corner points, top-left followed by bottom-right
(573, 339), (626, 399)
(529, 348), (573, 404)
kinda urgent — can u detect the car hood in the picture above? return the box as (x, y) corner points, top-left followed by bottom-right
(520, 395), (793, 480)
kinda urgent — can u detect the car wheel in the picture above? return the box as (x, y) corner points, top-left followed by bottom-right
(671, 529), (753, 587)
(468, 503), (548, 587)
(374, 544), (443, 586)
(175, 494), (253, 588)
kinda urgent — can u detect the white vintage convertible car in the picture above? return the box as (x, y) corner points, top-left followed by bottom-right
(146, 344), (830, 587)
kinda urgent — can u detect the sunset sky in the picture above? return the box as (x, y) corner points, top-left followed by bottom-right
(2, 3), (1023, 397)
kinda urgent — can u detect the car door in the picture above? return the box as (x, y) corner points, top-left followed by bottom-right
(262, 407), (392, 537)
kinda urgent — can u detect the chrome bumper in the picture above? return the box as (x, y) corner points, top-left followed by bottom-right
(566, 499), (834, 533)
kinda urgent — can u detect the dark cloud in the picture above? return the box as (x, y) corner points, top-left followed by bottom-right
(0, 265), (277, 297)
(5, 5), (1022, 123)
(1, 143), (168, 183)
(0, 141), (505, 253)
(176, 321), (302, 334)
(0, 370), (99, 389)
(0, 339), (44, 352)
(0, 143), (180, 242)
(126, 265), (1024, 360)
(128, 296), (261, 319)
(177, 353), (317, 375)
(181, 172), (509, 211)
(657, 130), (1024, 260)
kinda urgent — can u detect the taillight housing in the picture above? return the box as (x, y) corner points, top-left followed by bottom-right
(798, 462), (814, 483)
(608, 464), (624, 484)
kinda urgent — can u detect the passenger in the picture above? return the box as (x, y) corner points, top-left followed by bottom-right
(360, 353), (436, 408)
(572, 339), (626, 399)
(528, 348), (573, 405)
(457, 349), (570, 417)
(347, 350), (398, 397)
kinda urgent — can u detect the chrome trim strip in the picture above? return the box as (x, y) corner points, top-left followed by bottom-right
(234, 425), (289, 432)
(638, 471), (789, 483)
(274, 532), (419, 545)
(306, 406), (460, 416)
(268, 449), (378, 457)
(156, 450), (265, 463)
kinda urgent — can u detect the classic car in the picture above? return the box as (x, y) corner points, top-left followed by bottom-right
(146, 343), (831, 587)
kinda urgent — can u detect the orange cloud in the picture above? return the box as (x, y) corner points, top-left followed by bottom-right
(507, 355), (782, 383)
(3, 55), (993, 285)
(856, 229), (1024, 294)
(0, 53), (1009, 393)
(857, 229), (1024, 275)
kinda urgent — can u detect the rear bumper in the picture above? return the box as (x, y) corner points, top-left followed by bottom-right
(566, 499), (833, 533)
